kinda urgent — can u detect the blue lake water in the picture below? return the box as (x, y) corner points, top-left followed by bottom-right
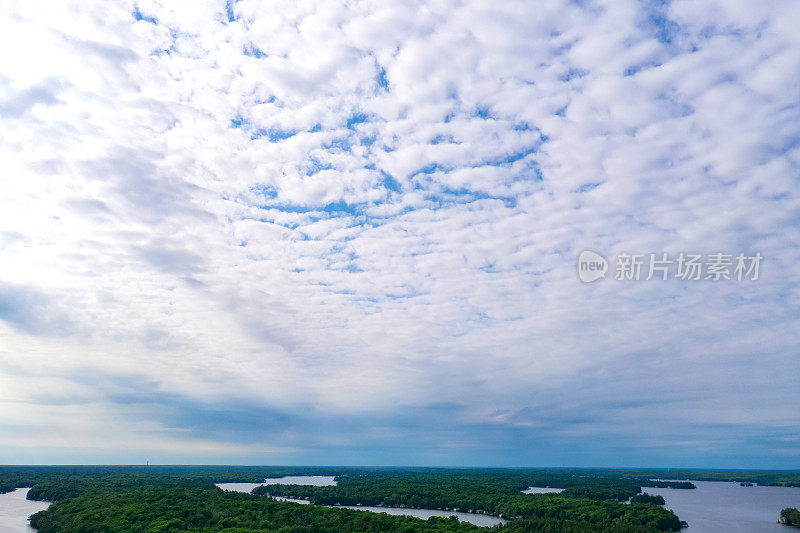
(646, 480), (800, 532)
(215, 475), (336, 495)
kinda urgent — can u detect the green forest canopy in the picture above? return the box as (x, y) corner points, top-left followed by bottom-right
(1, 466), (798, 533)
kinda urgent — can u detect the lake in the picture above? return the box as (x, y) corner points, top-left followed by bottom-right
(0, 488), (51, 533)
(215, 475), (335, 495)
(522, 486), (564, 494)
(263, 475), (337, 486)
(646, 480), (800, 532)
(215, 477), (505, 526)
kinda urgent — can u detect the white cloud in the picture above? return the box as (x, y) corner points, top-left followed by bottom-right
(0, 0), (798, 465)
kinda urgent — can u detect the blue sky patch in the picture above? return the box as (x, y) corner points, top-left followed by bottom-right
(132, 6), (157, 24)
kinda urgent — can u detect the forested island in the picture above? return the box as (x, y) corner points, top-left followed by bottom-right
(630, 493), (666, 505)
(0, 466), (797, 532)
(781, 508), (800, 528)
(599, 469), (800, 487)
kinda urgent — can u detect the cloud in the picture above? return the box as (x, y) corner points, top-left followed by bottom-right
(0, 0), (798, 466)
(0, 76), (66, 118)
(0, 283), (73, 336)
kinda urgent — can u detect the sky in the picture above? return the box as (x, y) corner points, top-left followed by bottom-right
(0, 0), (799, 468)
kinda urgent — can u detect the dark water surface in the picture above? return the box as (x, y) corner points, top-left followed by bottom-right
(647, 480), (800, 532)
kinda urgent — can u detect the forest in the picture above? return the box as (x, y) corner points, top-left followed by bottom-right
(0, 466), (692, 532)
(5, 465), (795, 532)
(629, 494), (665, 505)
(251, 469), (684, 531)
(781, 508), (800, 528)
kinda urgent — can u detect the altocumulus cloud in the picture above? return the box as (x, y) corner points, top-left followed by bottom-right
(0, 0), (798, 466)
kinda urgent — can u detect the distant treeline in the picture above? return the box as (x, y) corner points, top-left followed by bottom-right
(641, 480), (695, 489)
(577, 468), (800, 487)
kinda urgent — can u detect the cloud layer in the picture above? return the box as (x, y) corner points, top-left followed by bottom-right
(0, 0), (798, 466)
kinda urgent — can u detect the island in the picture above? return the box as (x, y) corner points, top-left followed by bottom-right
(631, 493), (667, 505)
(780, 507), (800, 528)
